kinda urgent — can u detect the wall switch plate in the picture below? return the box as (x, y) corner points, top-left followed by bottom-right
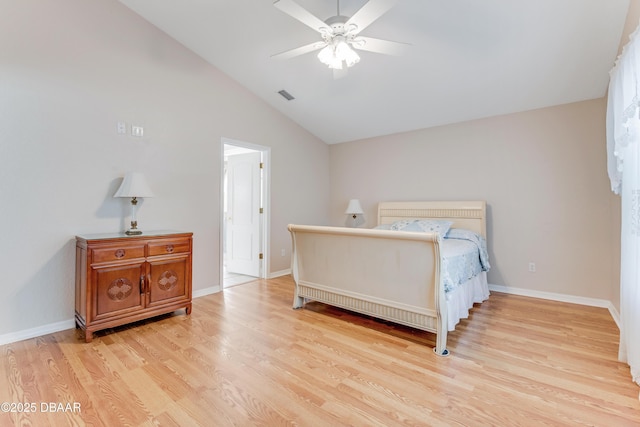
(117, 122), (126, 134)
(131, 126), (144, 137)
(528, 262), (536, 272)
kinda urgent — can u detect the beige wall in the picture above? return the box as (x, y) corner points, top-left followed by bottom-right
(0, 0), (631, 340)
(330, 99), (616, 302)
(0, 0), (329, 339)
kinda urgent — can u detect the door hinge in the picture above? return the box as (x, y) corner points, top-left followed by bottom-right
(259, 253), (263, 260)
(259, 162), (264, 169)
(259, 207), (264, 214)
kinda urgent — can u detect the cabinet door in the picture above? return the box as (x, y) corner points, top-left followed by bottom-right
(147, 256), (190, 307)
(92, 262), (145, 321)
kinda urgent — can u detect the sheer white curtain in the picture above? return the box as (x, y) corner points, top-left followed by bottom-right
(607, 24), (640, 386)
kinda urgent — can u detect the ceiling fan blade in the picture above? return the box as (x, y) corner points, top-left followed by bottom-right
(273, 0), (329, 33)
(271, 41), (326, 60)
(333, 67), (348, 80)
(345, 0), (398, 33)
(352, 36), (410, 56)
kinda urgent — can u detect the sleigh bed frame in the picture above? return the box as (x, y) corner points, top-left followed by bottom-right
(287, 200), (487, 356)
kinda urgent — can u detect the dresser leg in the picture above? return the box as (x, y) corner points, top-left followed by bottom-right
(84, 330), (93, 343)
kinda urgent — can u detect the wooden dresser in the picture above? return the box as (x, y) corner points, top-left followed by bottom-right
(75, 231), (193, 342)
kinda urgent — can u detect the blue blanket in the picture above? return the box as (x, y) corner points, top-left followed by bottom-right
(441, 229), (491, 293)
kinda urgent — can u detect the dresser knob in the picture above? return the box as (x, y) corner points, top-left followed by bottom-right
(166, 244), (174, 253)
(114, 249), (125, 258)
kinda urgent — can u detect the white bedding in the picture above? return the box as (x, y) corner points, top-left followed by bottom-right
(435, 237), (490, 330)
(445, 271), (489, 331)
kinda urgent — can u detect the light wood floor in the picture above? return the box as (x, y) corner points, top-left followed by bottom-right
(1, 276), (639, 426)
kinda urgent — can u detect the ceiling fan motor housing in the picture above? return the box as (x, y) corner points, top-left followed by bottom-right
(325, 15), (350, 30)
(322, 15), (359, 45)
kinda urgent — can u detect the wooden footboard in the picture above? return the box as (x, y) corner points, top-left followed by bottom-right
(288, 224), (449, 356)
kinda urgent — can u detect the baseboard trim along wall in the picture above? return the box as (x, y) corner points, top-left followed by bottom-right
(0, 281), (619, 346)
(193, 285), (220, 298)
(0, 284), (222, 346)
(0, 319), (76, 347)
(269, 269), (291, 279)
(488, 284), (620, 329)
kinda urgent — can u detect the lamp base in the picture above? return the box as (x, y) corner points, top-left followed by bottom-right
(125, 220), (142, 235)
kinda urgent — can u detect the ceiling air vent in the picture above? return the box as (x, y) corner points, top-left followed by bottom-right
(278, 90), (295, 101)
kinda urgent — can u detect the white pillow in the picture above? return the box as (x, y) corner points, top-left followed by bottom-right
(373, 224), (392, 230)
(390, 219), (453, 236)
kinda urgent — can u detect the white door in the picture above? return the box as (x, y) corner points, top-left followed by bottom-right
(225, 151), (261, 276)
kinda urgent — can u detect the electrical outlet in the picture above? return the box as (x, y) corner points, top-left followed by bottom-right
(528, 262), (536, 272)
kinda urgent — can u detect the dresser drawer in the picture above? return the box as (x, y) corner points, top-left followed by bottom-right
(148, 238), (191, 256)
(91, 245), (145, 263)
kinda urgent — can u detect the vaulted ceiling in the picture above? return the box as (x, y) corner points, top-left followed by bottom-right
(119, 0), (630, 144)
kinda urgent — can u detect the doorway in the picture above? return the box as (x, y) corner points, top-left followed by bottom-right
(221, 139), (270, 288)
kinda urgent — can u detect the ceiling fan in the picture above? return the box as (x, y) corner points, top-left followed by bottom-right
(272, 0), (409, 76)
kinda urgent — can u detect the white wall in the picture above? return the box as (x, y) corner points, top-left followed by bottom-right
(329, 99), (620, 305)
(0, 0), (329, 340)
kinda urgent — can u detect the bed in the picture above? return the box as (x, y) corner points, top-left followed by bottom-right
(287, 200), (490, 356)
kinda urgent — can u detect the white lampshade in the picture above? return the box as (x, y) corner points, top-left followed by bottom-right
(317, 45), (334, 66)
(113, 172), (154, 198)
(335, 41), (360, 67)
(317, 37), (360, 70)
(345, 199), (364, 215)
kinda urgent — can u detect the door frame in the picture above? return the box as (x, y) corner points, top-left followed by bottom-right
(220, 137), (270, 287)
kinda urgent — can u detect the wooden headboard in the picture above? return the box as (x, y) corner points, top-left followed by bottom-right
(377, 201), (487, 237)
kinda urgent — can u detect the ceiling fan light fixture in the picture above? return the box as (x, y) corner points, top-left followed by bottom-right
(337, 41), (360, 67)
(317, 44), (340, 69)
(317, 39), (359, 69)
(317, 45), (334, 66)
(328, 55), (343, 70)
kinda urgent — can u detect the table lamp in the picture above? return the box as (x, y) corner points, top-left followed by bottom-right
(345, 199), (364, 227)
(114, 172), (154, 235)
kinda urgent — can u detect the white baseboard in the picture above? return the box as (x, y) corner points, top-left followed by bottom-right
(0, 319), (76, 346)
(193, 284), (221, 298)
(0, 281), (617, 347)
(268, 269), (291, 279)
(607, 304), (621, 330)
(0, 286), (222, 346)
(489, 284), (620, 329)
